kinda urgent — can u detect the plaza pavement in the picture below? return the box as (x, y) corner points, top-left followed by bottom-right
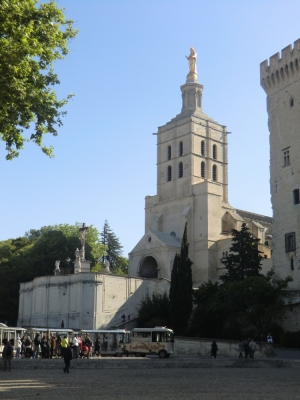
(1, 364), (300, 399)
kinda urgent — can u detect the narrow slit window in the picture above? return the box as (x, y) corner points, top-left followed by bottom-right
(285, 232), (296, 253)
(167, 166), (172, 181)
(201, 161), (205, 178)
(284, 150), (290, 166)
(167, 146), (171, 160)
(178, 162), (183, 178)
(212, 144), (217, 160)
(290, 97), (294, 107)
(212, 164), (217, 181)
(201, 140), (205, 156)
(293, 189), (299, 204)
(291, 257), (294, 270)
(179, 141), (183, 156)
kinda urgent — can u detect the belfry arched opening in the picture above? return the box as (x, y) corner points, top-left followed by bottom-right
(140, 256), (158, 278)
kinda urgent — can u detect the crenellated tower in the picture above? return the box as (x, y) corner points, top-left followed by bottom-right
(261, 39), (300, 287)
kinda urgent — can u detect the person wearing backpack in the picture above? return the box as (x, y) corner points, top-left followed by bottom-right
(2, 340), (13, 372)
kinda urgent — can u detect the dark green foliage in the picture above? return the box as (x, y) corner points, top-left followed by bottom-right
(0, 0), (78, 160)
(0, 223), (105, 325)
(169, 222), (193, 335)
(137, 292), (170, 328)
(220, 223), (263, 283)
(280, 330), (300, 348)
(190, 271), (292, 340)
(100, 220), (125, 273)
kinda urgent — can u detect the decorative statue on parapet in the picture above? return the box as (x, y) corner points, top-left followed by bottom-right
(185, 47), (197, 82)
(74, 248), (82, 271)
(104, 258), (111, 274)
(54, 260), (61, 276)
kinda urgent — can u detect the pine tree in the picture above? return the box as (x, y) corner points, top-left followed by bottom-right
(100, 220), (124, 272)
(220, 223), (263, 283)
(169, 222), (193, 335)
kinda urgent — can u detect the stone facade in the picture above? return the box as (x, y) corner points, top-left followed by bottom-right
(129, 70), (272, 285)
(17, 273), (169, 330)
(261, 40), (300, 289)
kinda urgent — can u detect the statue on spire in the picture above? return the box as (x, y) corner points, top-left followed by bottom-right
(186, 47), (197, 74)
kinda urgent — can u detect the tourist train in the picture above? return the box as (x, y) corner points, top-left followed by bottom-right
(0, 325), (174, 358)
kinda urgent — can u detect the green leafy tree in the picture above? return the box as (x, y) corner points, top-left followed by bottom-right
(0, 0), (78, 160)
(137, 292), (170, 328)
(100, 220), (124, 273)
(0, 223), (106, 324)
(169, 222), (193, 335)
(220, 223), (263, 283)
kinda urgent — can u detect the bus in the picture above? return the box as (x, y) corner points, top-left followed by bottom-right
(79, 329), (130, 357)
(0, 325), (26, 354)
(125, 327), (174, 358)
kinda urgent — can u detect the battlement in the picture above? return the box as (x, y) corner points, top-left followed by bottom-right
(260, 39), (300, 93)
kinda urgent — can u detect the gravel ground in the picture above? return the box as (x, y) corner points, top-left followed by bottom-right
(1, 367), (300, 400)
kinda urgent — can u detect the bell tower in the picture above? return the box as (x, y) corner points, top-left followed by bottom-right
(261, 39), (300, 287)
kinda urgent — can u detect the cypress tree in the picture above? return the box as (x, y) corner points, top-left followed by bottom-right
(169, 222), (193, 335)
(100, 220), (124, 272)
(220, 223), (263, 283)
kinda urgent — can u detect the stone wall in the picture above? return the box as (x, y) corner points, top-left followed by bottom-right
(17, 273), (170, 330)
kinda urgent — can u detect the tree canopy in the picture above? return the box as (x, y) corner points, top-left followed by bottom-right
(0, 223), (106, 325)
(169, 222), (193, 335)
(137, 292), (170, 328)
(100, 220), (127, 274)
(0, 0), (78, 160)
(220, 223), (263, 283)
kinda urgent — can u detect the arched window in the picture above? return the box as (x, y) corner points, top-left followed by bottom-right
(178, 162), (183, 178)
(212, 164), (217, 181)
(167, 166), (172, 181)
(212, 144), (217, 160)
(167, 145), (171, 160)
(201, 161), (205, 178)
(179, 141), (183, 156)
(201, 140), (205, 156)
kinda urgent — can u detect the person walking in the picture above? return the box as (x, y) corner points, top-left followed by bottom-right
(267, 333), (273, 344)
(249, 339), (257, 359)
(73, 335), (79, 359)
(210, 340), (218, 359)
(243, 340), (250, 359)
(34, 334), (41, 359)
(63, 345), (73, 373)
(238, 339), (244, 359)
(16, 336), (22, 359)
(2, 340), (13, 371)
(60, 335), (69, 357)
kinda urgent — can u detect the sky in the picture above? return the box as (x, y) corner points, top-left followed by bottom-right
(1, 0), (300, 257)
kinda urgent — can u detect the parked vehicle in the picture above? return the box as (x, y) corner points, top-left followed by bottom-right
(125, 327), (174, 358)
(79, 329), (130, 357)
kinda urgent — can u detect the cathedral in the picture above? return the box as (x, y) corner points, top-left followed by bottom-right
(129, 48), (272, 286)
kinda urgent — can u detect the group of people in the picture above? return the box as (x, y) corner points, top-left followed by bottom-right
(238, 339), (258, 359)
(19, 333), (94, 360)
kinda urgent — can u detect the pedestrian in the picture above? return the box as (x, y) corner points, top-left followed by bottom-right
(249, 339), (257, 359)
(210, 340), (218, 359)
(63, 345), (73, 373)
(267, 333), (273, 344)
(94, 335), (100, 356)
(60, 335), (68, 357)
(73, 335), (79, 358)
(34, 334), (41, 359)
(41, 335), (47, 358)
(24, 336), (32, 358)
(238, 339), (244, 359)
(2, 340), (13, 372)
(84, 334), (92, 358)
(16, 336), (22, 359)
(50, 335), (57, 358)
(243, 340), (250, 359)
